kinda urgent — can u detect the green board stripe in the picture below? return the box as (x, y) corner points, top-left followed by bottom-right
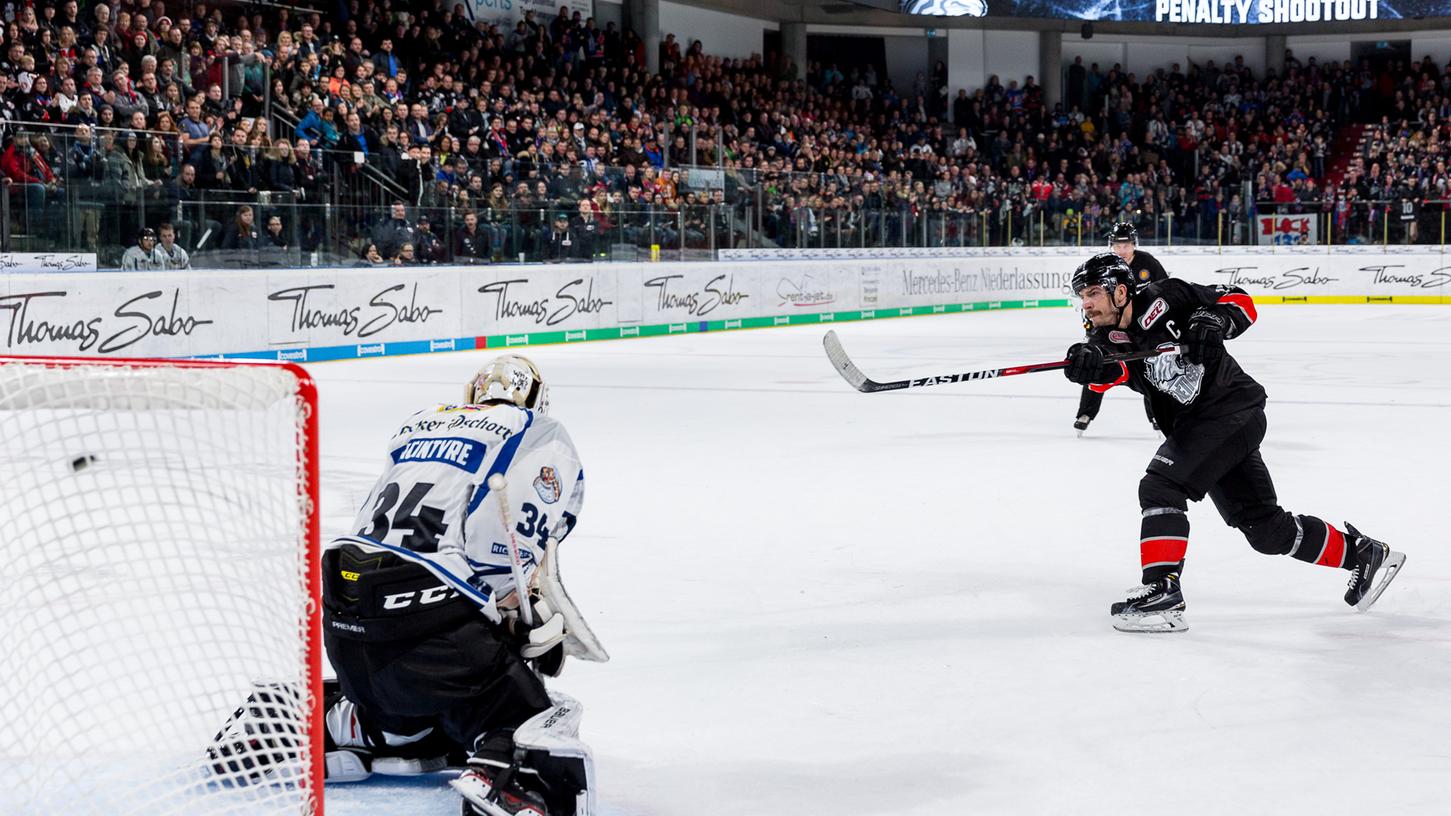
(478, 299), (1074, 350)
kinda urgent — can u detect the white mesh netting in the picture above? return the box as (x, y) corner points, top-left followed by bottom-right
(0, 359), (320, 815)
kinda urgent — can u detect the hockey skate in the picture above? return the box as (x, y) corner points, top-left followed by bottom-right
(1074, 414), (1092, 437)
(206, 682), (311, 786)
(1343, 523), (1406, 611)
(453, 757), (550, 816)
(1111, 574), (1188, 633)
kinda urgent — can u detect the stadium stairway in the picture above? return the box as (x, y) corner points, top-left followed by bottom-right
(1324, 123), (1368, 187)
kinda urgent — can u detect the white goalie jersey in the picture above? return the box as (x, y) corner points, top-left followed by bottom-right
(327, 402), (584, 624)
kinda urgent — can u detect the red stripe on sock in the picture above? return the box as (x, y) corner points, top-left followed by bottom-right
(1316, 525), (1346, 568)
(1141, 537), (1188, 566)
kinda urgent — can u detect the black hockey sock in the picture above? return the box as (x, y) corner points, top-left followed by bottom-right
(1140, 508), (1189, 584)
(1077, 385), (1104, 420)
(1288, 515), (1354, 570)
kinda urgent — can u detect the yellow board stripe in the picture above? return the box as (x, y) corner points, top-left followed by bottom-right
(1253, 295), (1449, 306)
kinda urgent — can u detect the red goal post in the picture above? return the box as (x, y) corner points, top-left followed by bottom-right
(0, 356), (323, 815)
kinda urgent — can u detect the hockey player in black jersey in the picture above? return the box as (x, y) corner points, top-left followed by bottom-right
(1074, 222), (1168, 435)
(1062, 253), (1406, 632)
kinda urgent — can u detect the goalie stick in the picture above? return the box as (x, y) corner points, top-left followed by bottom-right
(487, 473), (535, 626)
(822, 329), (1182, 393)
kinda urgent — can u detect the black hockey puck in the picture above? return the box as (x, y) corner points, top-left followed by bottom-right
(71, 454), (98, 472)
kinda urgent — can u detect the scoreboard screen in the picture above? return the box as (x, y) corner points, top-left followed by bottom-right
(900, 0), (1406, 25)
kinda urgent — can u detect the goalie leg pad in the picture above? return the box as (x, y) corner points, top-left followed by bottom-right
(512, 692), (596, 816)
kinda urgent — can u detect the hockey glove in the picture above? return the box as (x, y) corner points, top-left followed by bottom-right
(1183, 309), (1230, 366)
(503, 598), (566, 660)
(1063, 343), (1108, 385)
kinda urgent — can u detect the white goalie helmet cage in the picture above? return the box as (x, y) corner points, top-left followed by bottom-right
(465, 354), (550, 415)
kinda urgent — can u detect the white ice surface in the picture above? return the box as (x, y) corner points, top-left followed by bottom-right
(313, 306), (1451, 816)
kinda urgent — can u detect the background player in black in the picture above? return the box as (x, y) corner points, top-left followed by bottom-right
(1062, 253), (1406, 632)
(1074, 222), (1168, 435)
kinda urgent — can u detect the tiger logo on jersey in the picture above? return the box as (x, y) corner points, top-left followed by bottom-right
(1145, 343), (1204, 405)
(533, 466), (562, 504)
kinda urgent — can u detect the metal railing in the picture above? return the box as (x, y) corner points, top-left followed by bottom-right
(10, 126), (1451, 267)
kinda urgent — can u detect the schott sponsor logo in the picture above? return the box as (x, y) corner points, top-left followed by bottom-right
(1213, 266), (1337, 290)
(0, 289), (213, 353)
(643, 274), (749, 316)
(777, 274), (835, 307)
(478, 277), (613, 326)
(1362, 264), (1451, 289)
(268, 282), (445, 338)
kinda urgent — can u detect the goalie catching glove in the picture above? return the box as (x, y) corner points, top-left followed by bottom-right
(503, 597), (567, 660)
(501, 536), (610, 677)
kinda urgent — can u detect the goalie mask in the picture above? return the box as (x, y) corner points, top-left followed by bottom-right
(465, 354), (550, 415)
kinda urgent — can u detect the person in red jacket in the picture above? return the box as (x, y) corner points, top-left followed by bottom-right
(2, 131), (60, 220)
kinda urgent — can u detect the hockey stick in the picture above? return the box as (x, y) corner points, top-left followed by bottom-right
(487, 473), (535, 626)
(822, 330), (1182, 393)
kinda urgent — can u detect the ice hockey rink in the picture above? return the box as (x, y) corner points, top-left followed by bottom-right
(314, 304), (1451, 816)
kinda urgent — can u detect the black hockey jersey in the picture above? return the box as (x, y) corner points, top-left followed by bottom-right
(1125, 249), (1170, 287)
(1086, 278), (1266, 432)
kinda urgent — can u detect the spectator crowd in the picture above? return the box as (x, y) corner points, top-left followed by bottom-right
(5, 0), (1451, 268)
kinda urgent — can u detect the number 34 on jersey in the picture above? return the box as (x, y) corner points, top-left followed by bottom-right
(333, 403), (585, 622)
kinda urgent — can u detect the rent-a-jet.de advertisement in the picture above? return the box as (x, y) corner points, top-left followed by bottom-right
(901, 0), (1393, 24)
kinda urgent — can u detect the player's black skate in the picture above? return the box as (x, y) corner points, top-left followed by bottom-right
(1074, 414), (1092, 437)
(453, 757), (550, 816)
(1343, 523), (1406, 611)
(1110, 573), (1188, 633)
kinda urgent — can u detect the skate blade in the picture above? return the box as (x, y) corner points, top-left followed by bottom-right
(374, 755), (448, 776)
(1355, 550), (1406, 612)
(1112, 610), (1189, 633)
(451, 772), (545, 816)
(450, 771), (492, 807)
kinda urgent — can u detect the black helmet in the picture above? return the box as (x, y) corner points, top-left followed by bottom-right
(1072, 252), (1135, 296)
(138, 227), (157, 243)
(1107, 221), (1137, 245)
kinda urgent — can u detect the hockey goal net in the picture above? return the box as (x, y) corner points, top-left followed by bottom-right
(0, 357), (323, 816)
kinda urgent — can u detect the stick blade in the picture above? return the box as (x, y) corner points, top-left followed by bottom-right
(822, 330), (871, 392)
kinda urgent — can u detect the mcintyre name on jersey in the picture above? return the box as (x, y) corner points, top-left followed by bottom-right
(330, 402), (585, 625)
